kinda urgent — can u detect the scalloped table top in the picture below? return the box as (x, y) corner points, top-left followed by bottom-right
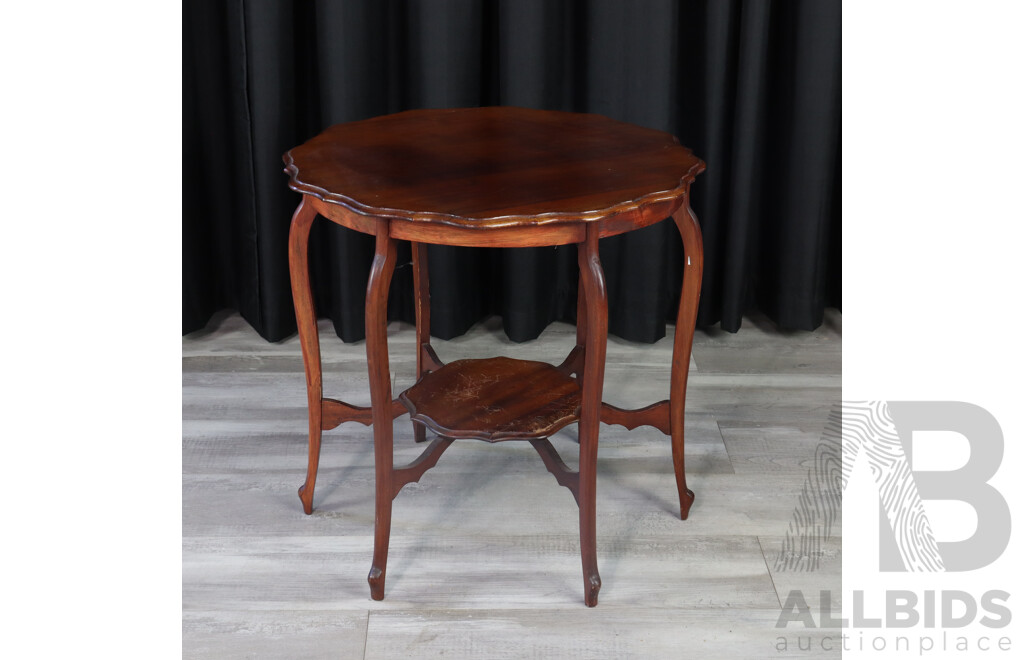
(284, 107), (704, 227)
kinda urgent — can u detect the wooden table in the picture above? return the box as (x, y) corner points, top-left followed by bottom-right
(283, 107), (705, 607)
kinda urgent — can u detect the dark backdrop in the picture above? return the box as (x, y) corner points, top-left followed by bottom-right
(183, 0), (841, 343)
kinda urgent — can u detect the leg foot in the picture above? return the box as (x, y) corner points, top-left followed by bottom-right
(297, 414), (321, 515)
(584, 571), (602, 607)
(679, 487), (695, 520)
(298, 484), (314, 515)
(368, 566), (386, 600)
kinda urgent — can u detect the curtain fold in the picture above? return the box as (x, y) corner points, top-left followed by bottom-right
(183, 0), (841, 342)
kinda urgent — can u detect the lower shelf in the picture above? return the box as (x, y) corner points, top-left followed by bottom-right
(398, 356), (581, 442)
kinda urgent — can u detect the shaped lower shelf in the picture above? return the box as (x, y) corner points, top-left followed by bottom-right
(399, 356), (581, 442)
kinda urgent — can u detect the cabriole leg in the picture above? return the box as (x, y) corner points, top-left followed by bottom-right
(670, 198), (704, 520)
(288, 196), (323, 515)
(577, 224), (607, 607)
(366, 223), (398, 600)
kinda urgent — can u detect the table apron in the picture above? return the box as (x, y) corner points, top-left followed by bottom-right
(308, 195), (687, 248)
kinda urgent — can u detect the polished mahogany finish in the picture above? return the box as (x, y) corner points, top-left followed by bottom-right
(600, 400), (671, 436)
(285, 107), (703, 229)
(574, 224), (608, 606)
(401, 356), (581, 442)
(287, 198), (322, 516)
(283, 107), (705, 606)
(364, 223), (399, 600)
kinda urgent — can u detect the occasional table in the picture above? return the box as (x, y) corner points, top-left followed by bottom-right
(283, 107), (705, 606)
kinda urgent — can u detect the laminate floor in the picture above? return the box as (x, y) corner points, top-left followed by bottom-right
(183, 310), (842, 659)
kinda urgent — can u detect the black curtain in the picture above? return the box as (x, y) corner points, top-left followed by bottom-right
(183, 0), (841, 343)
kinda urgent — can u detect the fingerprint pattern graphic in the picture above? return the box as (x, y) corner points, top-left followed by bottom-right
(775, 401), (945, 572)
(774, 403), (843, 572)
(841, 400), (944, 572)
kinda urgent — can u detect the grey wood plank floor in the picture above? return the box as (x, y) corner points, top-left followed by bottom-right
(183, 310), (841, 659)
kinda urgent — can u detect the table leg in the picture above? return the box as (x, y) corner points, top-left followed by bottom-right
(366, 222), (398, 600)
(577, 224), (607, 607)
(412, 242), (430, 443)
(669, 198), (704, 520)
(575, 266), (588, 382)
(288, 196), (323, 516)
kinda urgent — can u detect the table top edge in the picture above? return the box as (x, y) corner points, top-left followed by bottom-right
(283, 152), (704, 229)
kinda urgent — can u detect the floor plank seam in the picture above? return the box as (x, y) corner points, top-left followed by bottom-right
(362, 610), (371, 660)
(756, 535), (783, 609)
(716, 418), (735, 467)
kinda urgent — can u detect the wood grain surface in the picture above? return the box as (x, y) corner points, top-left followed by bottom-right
(400, 356), (582, 441)
(284, 107), (704, 229)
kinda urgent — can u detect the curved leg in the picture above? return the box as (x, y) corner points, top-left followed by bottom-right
(575, 265), (588, 383)
(366, 222), (398, 600)
(412, 242), (430, 444)
(577, 224), (607, 607)
(670, 195), (704, 520)
(288, 196), (322, 515)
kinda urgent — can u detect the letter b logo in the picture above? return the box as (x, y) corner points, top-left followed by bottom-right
(844, 401), (1010, 572)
